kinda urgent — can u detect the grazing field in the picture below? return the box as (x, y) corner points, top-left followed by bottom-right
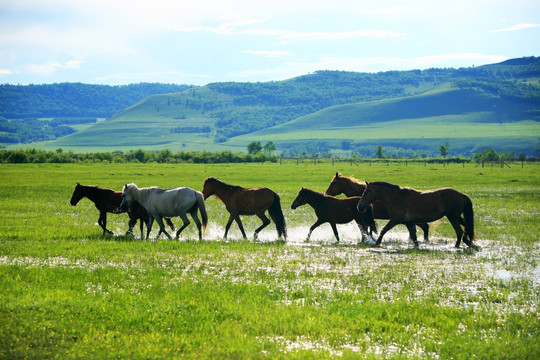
(1, 162), (539, 359)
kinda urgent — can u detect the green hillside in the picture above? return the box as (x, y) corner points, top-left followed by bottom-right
(7, 57), (540, 156)
(227, 84), (539, 156)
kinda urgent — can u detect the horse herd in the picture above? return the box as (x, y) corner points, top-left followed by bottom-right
(70, 172), (476, 248)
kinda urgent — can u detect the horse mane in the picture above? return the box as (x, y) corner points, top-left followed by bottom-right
(301, 187), (327, 198)
(346, 175), (366, 187)
(82, 184), (117, 194)
(370, 181), (417, 193)
(205, 177), (244, 191)
(334, 173), (366, 187)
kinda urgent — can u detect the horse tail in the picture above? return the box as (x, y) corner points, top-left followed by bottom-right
(269, 193), (287, 240)
(196, 191), (208, 234)
(463, 195), (475, 242)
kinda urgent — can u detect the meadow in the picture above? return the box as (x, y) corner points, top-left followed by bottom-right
(1, 161), (539, 359)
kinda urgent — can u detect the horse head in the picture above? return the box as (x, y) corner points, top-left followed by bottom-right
(325, 172), (344, 196)
(291, 188), (309, 209)
(70, 183), (83, 206)
(202, 177), (219, 199)
(120, 183), (137, 212)
(357, 182), (378, 212)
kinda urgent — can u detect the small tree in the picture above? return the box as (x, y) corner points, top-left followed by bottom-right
(247, 141), (262, 154)
(263, 141), (276, 155)
(439, 141), (450, 158)
(376, 145), (385, 159)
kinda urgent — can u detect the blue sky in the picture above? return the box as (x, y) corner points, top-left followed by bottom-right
(1, 0), (539, 85)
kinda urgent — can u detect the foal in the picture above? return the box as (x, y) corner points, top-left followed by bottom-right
(291, 187), (376, 243)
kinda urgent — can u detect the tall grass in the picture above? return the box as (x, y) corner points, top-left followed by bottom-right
(1, 162), (539, 359)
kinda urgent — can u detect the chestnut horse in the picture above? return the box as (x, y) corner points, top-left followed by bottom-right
(202, 177), (287, 241)
(325, 173), (430, 241)
(357, 181), (475, 248)
(291, 187), (376, 243)
(70, 183), (174, 237)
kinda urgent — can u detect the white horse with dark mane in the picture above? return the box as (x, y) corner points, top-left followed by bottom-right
(120, 183), (208, 240)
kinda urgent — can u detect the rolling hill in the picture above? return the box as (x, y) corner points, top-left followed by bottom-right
(4, 57), (540, 157)
(228, 84), (539, 157)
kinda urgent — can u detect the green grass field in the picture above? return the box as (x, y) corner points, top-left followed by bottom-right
(1, 162), (539, 359)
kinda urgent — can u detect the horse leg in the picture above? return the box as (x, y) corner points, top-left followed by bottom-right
(330, 223), (340, 243)
(254, 212), (271, 240)
(139, 219), (144, 239)
(234, 216), (248, 240)
(375, 219), (399, 246)
(405, 223), (419, 247)
(190, 210), (203, 240)
(174, 214), (190, 240)
(166, 217), (176, 232)
(155, 216), (173, 240)
(146, 217), (154, 240)
(98, 211), (113, 235)
(306, 219), (324, 242)
(126, 217), (137, 237)
(459, 216), (472, 246)
(354, 219), (367, 243)
(448, 215), (464, 248)
(223, 215), (235, 239)
(417, 223), (429, 242)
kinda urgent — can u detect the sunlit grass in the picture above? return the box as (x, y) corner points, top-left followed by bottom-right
(1, 162), (539, 358)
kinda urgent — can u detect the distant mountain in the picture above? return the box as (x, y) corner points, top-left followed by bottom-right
(2, 57), (540, 156)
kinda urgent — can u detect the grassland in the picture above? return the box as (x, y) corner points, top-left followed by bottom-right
(1, 162), (539, 359)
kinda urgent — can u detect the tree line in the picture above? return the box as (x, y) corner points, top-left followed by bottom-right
(0, 147), (532, 164)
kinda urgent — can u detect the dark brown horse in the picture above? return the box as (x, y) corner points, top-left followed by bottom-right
(291, 187), (377, 243)
(357, 181), (475, 248)
(202, 177), (286, 240)
(325, 172), (430, 241)
(70, 183), (174, 237)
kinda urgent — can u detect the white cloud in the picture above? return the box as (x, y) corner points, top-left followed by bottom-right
(0, 69), (13, 75)
(23, 60), (83, 75)
(244, 50), (291, 58)
(490, 23), (540, 33)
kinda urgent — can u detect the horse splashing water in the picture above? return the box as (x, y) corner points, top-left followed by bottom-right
(291, 187), (376, 243)
(357, 181), (476, 248)
(202, 177), (286, 241)
(325, 172), (430, 241)
(120, 183), (207, 240)
(70, 183), (174, 237)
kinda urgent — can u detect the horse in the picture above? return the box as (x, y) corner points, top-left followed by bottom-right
(120, 183), (207, 240)
(202, 177), (287, 241)
(357, 181), (475, 248)
(70, 183), (174, 237)
(291, 187), (377, 243)
(325, 172), (431, 241)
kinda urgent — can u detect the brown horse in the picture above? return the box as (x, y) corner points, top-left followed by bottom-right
(70, 183), (174, 237)
(202, 177), (286, 241)
(325, 172), (430, 241)
(357, 181), (475, 248)
(291, 187), (377, 243)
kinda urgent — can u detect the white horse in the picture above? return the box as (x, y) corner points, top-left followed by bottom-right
(120, 183), (208, 240)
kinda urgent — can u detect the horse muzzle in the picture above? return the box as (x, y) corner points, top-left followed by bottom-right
(119, 200), (130, 212)
(357, 200), (368, 212)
